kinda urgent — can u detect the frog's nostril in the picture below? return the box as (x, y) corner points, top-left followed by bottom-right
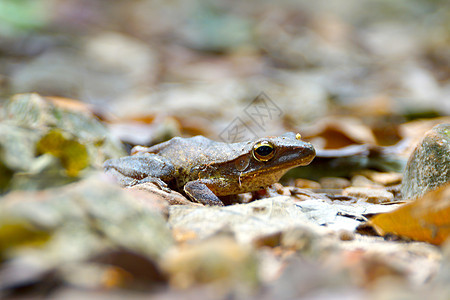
(297, 143), (315, 153)
(302, 144), (316, 162)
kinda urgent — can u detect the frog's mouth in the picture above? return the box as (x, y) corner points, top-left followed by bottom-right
(275, 145), (315, 165)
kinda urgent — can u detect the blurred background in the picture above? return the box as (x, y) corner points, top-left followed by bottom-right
(0, 0), (449, 144)
(1, 2), (450, 298)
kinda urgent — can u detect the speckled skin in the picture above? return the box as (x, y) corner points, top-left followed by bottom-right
(104, 132), (315, 206)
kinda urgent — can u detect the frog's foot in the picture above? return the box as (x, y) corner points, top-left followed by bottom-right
(130, 177), (172, 193)
(184, 181), (224, 206)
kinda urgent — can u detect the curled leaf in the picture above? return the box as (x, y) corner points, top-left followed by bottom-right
(370, 183), (450, 245)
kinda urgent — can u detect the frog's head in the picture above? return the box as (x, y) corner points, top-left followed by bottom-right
(233, 132), (315, 177)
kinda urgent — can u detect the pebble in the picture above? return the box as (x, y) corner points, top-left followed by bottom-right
(342, 187), (394, 204)
(360, 170), (403, 186)
(338, 230), (355, 241)
(294, 178), (322, 189)
(319, 177), (351, 189)
(351, 175), (382, 188)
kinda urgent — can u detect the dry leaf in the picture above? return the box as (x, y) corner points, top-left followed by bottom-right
(45, 96), (95, 115)
(370, 183), (450, 245)
(0, 220), (51, 261)
(302, 117), (377, 149)
(36, 130), (89, 177)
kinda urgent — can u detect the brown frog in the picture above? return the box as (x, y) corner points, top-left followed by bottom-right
(103, 132), (315, 206)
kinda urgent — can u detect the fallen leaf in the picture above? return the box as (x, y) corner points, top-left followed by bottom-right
(370, 183), (450, 245)
(302, 117), (377, 149)
(36, 130), (89, 177)
(0, 220), (51, 261)
(45, 96), (95, 116)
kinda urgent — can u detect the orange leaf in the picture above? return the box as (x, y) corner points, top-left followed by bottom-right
(45, 96), (94, 115)
(370, 183), (450, 245)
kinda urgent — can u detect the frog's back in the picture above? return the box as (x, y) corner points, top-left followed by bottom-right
(148, 136), (248, 170)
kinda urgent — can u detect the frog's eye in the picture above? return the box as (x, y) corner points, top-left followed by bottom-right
(253, 141), (275, 162)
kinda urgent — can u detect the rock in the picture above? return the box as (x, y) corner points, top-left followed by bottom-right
(281, 226), (321, 253)
(351, 175), (382, 188)
(338, 230), (355, 241)
(294, 178), (321, 189)
(430, 241), (450, 296)
(0, 123), (42, 190)
(161, 236), (258, 289)
(259, 256), (354, 300)
(126, 182), (198, 206)
(168, 196), (400, 241)
(122, 185), (171, 216)
(168, 197), (326, 244)
(319, 177), (351, 189)
(343, 187), (394, 204)
(0, 174), (174, 262)
(360, 171), (403, 186)
(0, 94), (126, 191)
(402, 123), (450, 199)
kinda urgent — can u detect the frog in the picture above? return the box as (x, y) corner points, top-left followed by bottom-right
(103, 132), (315, 206)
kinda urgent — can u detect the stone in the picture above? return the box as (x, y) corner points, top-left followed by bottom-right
(126, 182), (199, 207)
(168, 197), (325, 244)
(0, 175), (174, 262)
(360, 171), (403, 186)
(0, 94), (126, 191)
(342, 187), (394, 204)
(402, 123), (450, 199)
(161, 236), (258, 289)
(319, 177), (351, 189)
(168, 196), (401, 242)
(351, 175), (382, 188)
(294, 178), (321, 189)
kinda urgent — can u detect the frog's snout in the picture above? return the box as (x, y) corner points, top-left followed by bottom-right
(300, 142), (316, 165)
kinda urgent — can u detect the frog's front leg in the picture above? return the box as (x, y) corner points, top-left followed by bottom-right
(104, 154), (175, 192)
(184, 179), (225, 207)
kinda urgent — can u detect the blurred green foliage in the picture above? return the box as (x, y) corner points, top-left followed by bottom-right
(0, 0), (48, 34)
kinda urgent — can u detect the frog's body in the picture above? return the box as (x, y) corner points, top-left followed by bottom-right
(104, 132), (315, 206)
